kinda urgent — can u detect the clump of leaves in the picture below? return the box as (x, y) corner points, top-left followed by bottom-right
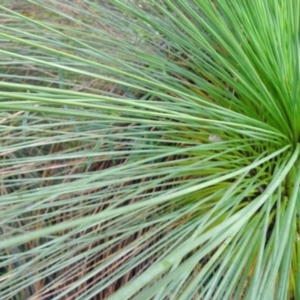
(0, 1), (299, 299)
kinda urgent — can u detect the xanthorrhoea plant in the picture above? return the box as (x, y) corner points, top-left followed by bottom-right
(0, 1), (299, 299)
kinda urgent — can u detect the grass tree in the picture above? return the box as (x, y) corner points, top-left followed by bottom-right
(0, 1), (299, 299)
